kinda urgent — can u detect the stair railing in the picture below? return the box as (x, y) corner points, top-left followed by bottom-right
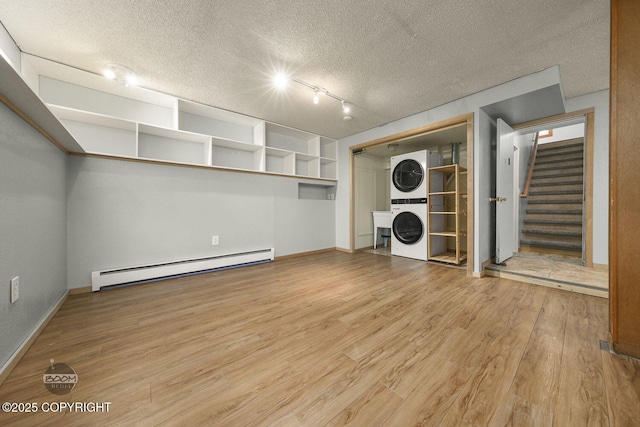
(521, 132), (540, 198)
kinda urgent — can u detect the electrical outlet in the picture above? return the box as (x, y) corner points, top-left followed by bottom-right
(10, 276), (19, 303)
(211, 235), (219, 246)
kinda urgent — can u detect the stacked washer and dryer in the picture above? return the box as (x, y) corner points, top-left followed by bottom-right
(390, 150), (445, 261)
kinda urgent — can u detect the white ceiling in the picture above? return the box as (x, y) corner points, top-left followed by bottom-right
(0, 0), (609, 140)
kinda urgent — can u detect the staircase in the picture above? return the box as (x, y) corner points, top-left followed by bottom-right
(520, 138), (584, 254)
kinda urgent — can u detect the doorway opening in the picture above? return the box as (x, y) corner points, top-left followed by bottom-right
(486, 109), (607, 297)
(349, 114), (474, 276)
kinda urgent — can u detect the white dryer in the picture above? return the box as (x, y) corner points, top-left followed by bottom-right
(390, 150), (442, 200)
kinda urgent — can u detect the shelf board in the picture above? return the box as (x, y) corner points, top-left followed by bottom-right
(138, 123), (209, 144)
(429, 231), (458, 237)
(265, 122), (317, 142)
(320, 156), (337, 163)
(48, 104), (137, 131)
(429, 211), (456, 215)
(178, 99), (262, 128)
(296, 152), (317, 161)
(429, 251), (468, 264)
(0, 57), (84, 153)
(429, 191), (456, 196)
(211, 136), (262, 151)
(429, 165), (468, 173)
(265, 146), (295, 157)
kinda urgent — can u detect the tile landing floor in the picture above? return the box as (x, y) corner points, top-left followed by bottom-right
(486, 251), (608, 298)
(367, 247), (608, 298)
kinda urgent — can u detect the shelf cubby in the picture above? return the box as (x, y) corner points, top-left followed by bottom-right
(265, 147), (295, 175)
(138, 124), (209, 165)
(177, 99), (264, 146)
(40, 76), (173, 128)
(428, 164), (467, 265)
(211, 137), (264, 171)
(49, 105), (137, 157)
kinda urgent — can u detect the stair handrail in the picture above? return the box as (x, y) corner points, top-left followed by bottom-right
(521, 132), (540, 198)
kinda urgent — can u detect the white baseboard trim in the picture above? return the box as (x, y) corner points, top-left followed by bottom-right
(0, 290), (69, 386)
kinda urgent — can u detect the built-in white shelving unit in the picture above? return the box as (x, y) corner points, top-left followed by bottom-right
(28, 56), (337, 181)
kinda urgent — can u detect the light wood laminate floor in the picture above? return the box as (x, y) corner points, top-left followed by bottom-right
(0, 251), (638, 426)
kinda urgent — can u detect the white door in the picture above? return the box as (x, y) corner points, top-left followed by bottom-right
(495, 119), (516, 264)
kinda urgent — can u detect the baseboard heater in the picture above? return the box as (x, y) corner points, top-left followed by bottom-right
(91, 248), (274, 292)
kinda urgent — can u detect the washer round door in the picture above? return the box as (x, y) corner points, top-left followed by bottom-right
(392, 159), (424, 193)
(392, 211), (424, 244)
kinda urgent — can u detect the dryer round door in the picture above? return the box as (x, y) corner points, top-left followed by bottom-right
(392, 211), (424, 244)
(392, 159), (424, 193)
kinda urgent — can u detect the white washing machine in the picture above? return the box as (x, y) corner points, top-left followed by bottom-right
(390, 150), (442, 200)
(391, 200), (428, 260)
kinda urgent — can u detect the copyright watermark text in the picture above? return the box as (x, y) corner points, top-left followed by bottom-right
(2, 401), (111, 413)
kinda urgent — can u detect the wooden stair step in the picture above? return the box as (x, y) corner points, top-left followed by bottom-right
(524, 218), (582, 226)
(530, 180), (583, 187)
(532, 169), (583, 178)
(527, 199), (582, 205)
(536, 148), (584, 159)
(534, 156), (583, 166)
(520, 238), (582, 251)
(526, 209), (582, 215)
(536, 138), (584, 151)
(522, 228), (582, 237)
(534, 163), (583, 173)
(528, 189), (583, 196)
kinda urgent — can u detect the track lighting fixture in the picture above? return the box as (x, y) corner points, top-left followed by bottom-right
(274, 73), (352, 118)
(103, 64), (138, 87)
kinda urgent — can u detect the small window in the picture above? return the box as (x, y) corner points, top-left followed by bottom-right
(539, 129), (553, 138)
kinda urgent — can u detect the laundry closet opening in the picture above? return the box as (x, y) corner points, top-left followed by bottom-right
(349, 114), (474, 276)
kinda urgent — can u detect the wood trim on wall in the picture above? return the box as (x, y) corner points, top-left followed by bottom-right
(349, 113), (474, 275)
(0, 291), (69, 386)
(69, 152), (337, 183)
(609, 0), (619, 346)
(609, 0), (640, 359)
(0, 94), (69, 154)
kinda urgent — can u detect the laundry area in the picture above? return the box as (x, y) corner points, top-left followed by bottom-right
(354, 124), (468, 267)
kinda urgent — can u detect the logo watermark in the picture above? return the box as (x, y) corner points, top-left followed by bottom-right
(43, 359), (77, 395)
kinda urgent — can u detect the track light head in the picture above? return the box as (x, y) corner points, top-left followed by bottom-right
(104, 64), (138, 87)
(342, 100), (351, 114)
(274, 72), (289, 90)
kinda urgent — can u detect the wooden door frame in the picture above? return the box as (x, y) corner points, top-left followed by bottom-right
(512, 108), (595, 268)
(349, 113), (474, 276)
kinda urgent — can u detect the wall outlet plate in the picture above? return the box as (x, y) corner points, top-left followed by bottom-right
(212, 235), (219, 246)
(10, 276), (19, 303)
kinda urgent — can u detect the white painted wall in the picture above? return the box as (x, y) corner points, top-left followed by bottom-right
(0, 24), (20, 72)
(538, 123), (584, 144)
(353, 154), (389, 249)
(0, 102), (68, 371)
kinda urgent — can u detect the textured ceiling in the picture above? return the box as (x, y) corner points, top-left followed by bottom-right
(0, 0), (609, 139)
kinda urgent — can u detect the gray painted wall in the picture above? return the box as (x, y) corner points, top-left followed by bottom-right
(66, 157), (335, 289)
(0, 102), (68, 370)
